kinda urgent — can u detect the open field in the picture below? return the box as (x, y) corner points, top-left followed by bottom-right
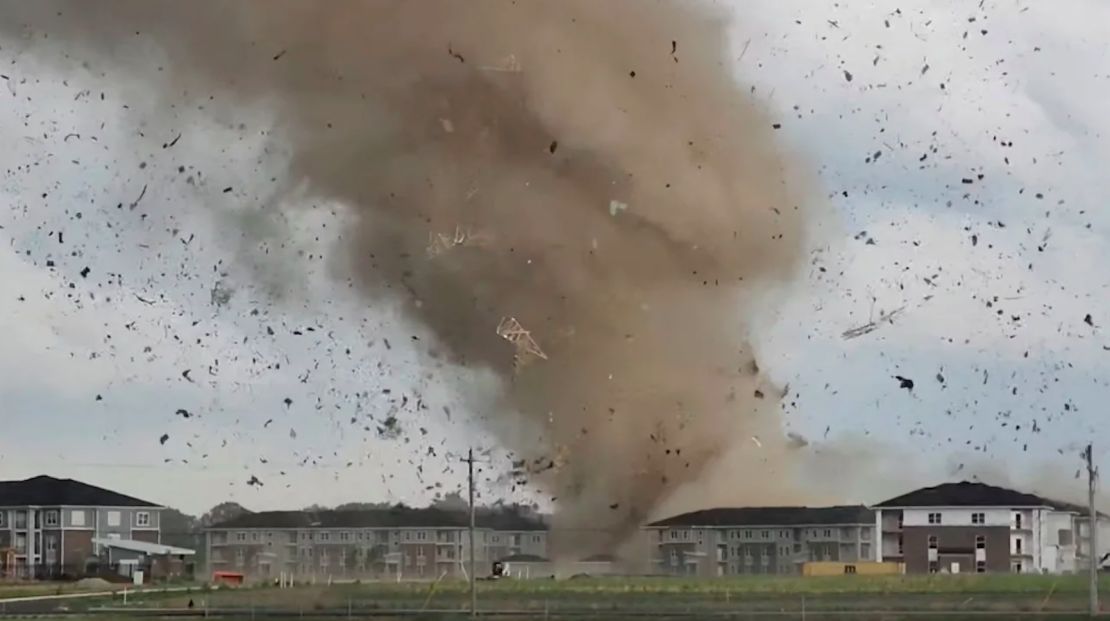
(22, 574), (1100, 618)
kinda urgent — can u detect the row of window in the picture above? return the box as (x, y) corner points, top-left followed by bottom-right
(0, 510), (150, 528)
(664, 528), (871, 542)
(929, 560), (988, 574)
(926, 535), (987, 549)
(921, 512), (1019, 526)
(232, 530), (542, 545)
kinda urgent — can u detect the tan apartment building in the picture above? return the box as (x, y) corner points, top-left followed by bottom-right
(646, 506), (877, 577)
(0, 475), (190, 580)
(874, 481), (1109, 574)
(205, 506), (547, 581)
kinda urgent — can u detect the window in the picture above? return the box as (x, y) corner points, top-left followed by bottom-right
(975, 535), (986, 550)
(669, 530), (678, 541)
(320, 532), (331, 542)
(1015, 538), (1023, 554)
(780, 530), (789, 538)
(928, 513), (942, 525)
(1014, 514), (1023, 529)
(928, 535), (938, 549)
(107, 511), (121, 527)
(235, 549), (245, 567)
(236, 532), (247, 542)
(404, 531), (412, 541)
(744, 530), (753, 539)
(976, 560), (986, 573)
(842, 528), (853, 539)
(823, 529), (832, 538)
(532, 535), (541, 543)
(135, 512), (151, 527)
(928, 561), (939, 574)
(418, 531), (428, 542)
(251, 532), (261, 542)
(972, 512), (985, 525)
(70, 511), (84, 527)
(761, 530), (770, 539)
(897, 535), (904, 554)
(669, 549), (678, 564)
(861, 543), (871, 559)
(861, 527), (871, 540)
(44, 511), (59, 527)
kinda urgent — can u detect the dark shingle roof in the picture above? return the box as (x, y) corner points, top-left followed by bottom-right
(0, 476), (159, 508)
(209, 506), (546, 531)
(873, 482), (1054, 508)
(647, 505), (874, 528)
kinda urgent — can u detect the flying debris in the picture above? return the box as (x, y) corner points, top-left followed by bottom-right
(496, 316), (548, 367)
(842, 306), (905, 340)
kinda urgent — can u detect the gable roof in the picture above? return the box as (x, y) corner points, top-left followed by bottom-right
(0, 476), (159, 508)
(873, 482), (1053, 508)
(646, 505), (874, 528)
(209, 506), (546, 531)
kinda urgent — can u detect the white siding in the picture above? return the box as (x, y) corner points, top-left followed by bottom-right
(901, 508), (1010, 527)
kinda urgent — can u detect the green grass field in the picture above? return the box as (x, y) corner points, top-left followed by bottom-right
(82, 574), (1109, 617)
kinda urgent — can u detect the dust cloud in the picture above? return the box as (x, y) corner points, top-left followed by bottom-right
(1, 0), (816, 554)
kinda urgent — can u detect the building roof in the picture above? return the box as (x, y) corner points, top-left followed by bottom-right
(0, 476), (159, 508)
(92, 538), (195, 557)
(873, 482), (1055, 508)
(646, 505), (874, 528)
(208, 506), (547, 531)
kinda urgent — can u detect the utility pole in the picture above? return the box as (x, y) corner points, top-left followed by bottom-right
(1087, 443), (1099, 617)
(466, 448), (477, 619)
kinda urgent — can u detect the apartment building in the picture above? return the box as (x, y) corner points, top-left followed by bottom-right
(646, 506), (877, 577)
(0, 475), (173, 579)
(874, 481), (1107, 574)
(205, 506), (547, 581)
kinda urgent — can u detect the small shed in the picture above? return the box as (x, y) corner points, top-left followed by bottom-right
(92, 538), (195, 581)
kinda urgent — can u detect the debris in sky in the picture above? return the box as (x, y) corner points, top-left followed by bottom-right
(842, 306), (905, 339)
(182, 369), (194, 383)
(1084, 313), (1094, 327)
(159, 434), (169, 445)
(895, 376), (915, 391)
(175, 409), (192, 419)
(843, 69), (853, 82)
(496, 316), (547, 366)
(608, 199), (628, 216)
(247, 475), (263, 486)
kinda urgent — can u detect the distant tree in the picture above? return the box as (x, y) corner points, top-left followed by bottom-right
(199, 501), (251, 527)
(334, 502), (394, 511)
(162, 511), (198, 539)
(431, 492), (467, 512)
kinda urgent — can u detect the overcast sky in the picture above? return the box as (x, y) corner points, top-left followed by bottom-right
(1, 0), (1108, 516)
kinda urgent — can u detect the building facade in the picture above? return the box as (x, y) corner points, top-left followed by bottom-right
(0, 475), (166, 579)
(874, 481), (1107, 574)
(645, 506), (877, 577)
(205, 507), (547, 582)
